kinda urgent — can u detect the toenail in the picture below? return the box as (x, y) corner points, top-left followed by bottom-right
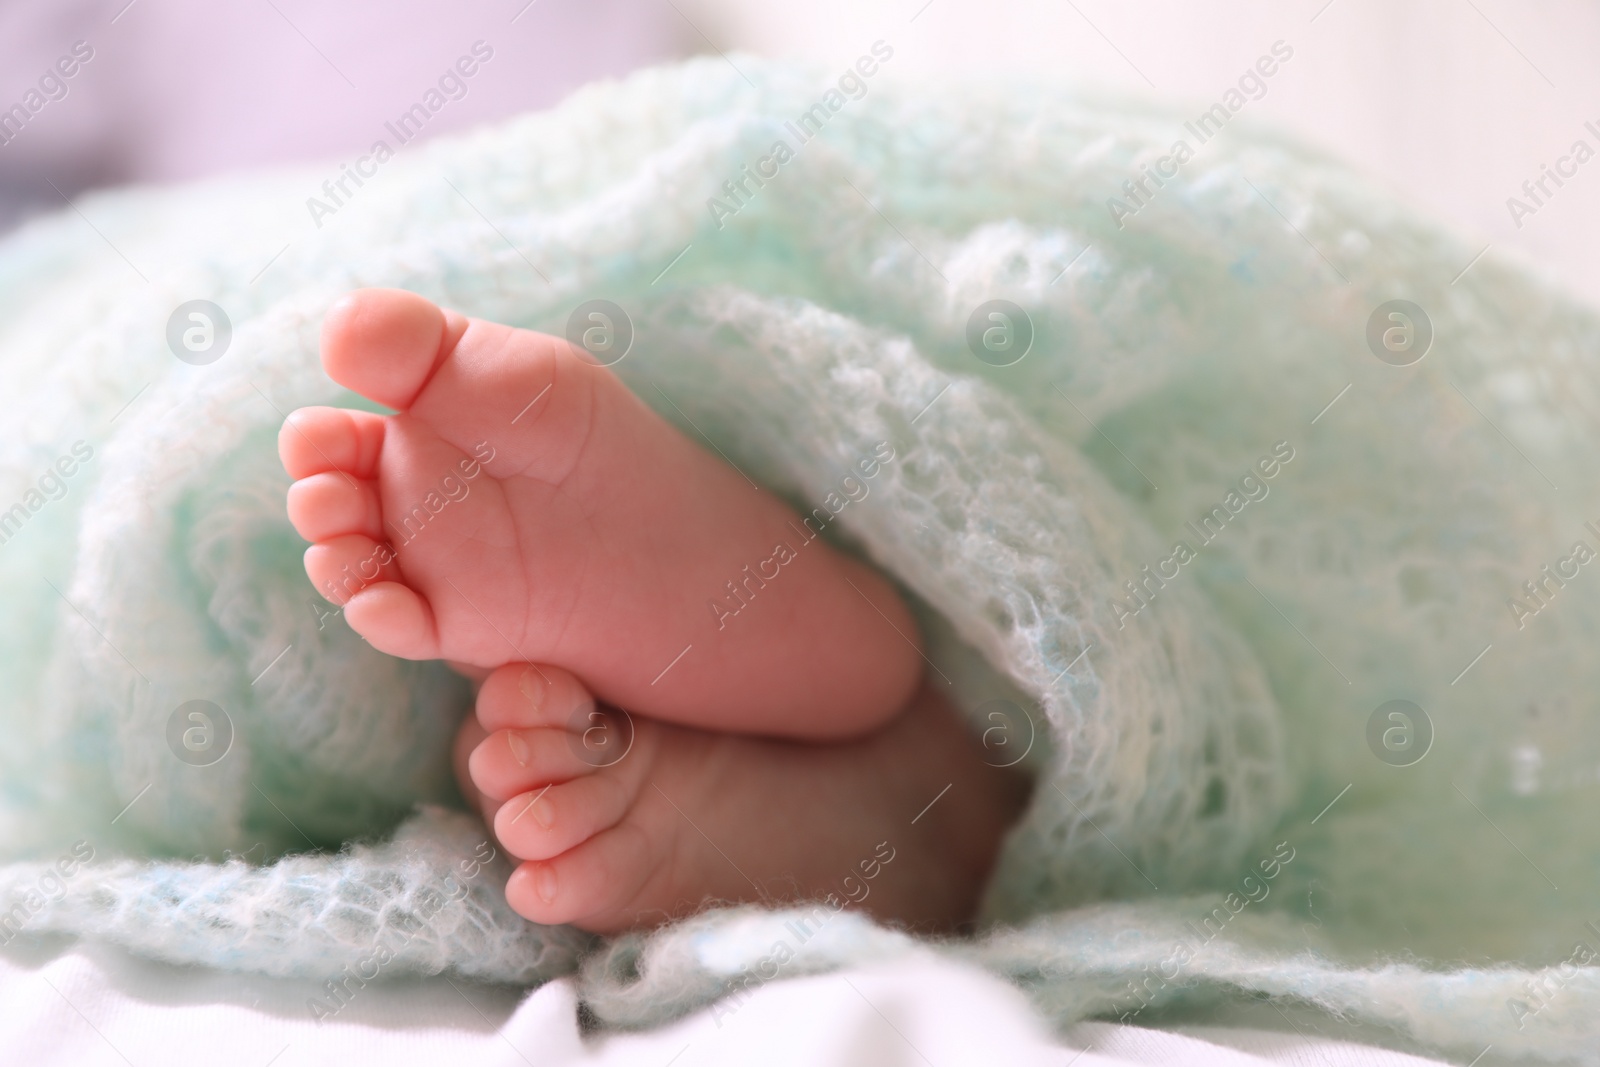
(534, 864), (557, 903)
(518, 666), (549, 715)
(530, 796), (555, 829)
(506, 731), (531, 767)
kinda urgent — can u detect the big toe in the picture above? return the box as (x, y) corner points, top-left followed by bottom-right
(320, 288), (469, 411)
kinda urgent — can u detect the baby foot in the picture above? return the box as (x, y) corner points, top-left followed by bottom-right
(451, 664), (1032, 934)
(280, 289), (921, 738)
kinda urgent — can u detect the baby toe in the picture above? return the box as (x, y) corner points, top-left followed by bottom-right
(452, 712), (503, 828)
(503, 822), (658, 928)
(469, 725), (603, 800)
(286, 471), (384, 542)
(304, 533), (401, 604)
(341, 581), (441, 660)
(493, 773), (634, 862)
(320, 289), (468, 412)
(476, 663), (599, 732)
(278, 406), (386, 480)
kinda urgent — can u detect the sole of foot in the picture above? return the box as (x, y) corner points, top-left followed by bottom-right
(281, 288), (922, 740)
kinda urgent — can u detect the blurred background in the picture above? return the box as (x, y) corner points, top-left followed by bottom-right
(1, 0), (1596, 302)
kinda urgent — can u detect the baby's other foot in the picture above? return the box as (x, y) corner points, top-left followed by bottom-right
(281, 289), (919, 738)
(452, 664), (1032, 934)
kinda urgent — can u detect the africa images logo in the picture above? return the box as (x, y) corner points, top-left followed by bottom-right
(305, 41), (495, 228)
(706, 40), (895, 229)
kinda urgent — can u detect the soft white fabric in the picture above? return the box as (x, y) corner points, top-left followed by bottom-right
(0, 941), (1458, 1067)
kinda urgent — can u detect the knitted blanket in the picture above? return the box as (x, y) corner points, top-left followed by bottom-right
(2, 54), (1599, 1063)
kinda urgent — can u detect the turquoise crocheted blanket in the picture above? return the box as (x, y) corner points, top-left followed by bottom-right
(2, 55), (1599, 1063)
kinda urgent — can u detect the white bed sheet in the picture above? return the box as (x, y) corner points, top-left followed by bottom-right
(0, 940), (1457, 1067)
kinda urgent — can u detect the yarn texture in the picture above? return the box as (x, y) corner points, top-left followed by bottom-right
(1, 56), (1599, 1062)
